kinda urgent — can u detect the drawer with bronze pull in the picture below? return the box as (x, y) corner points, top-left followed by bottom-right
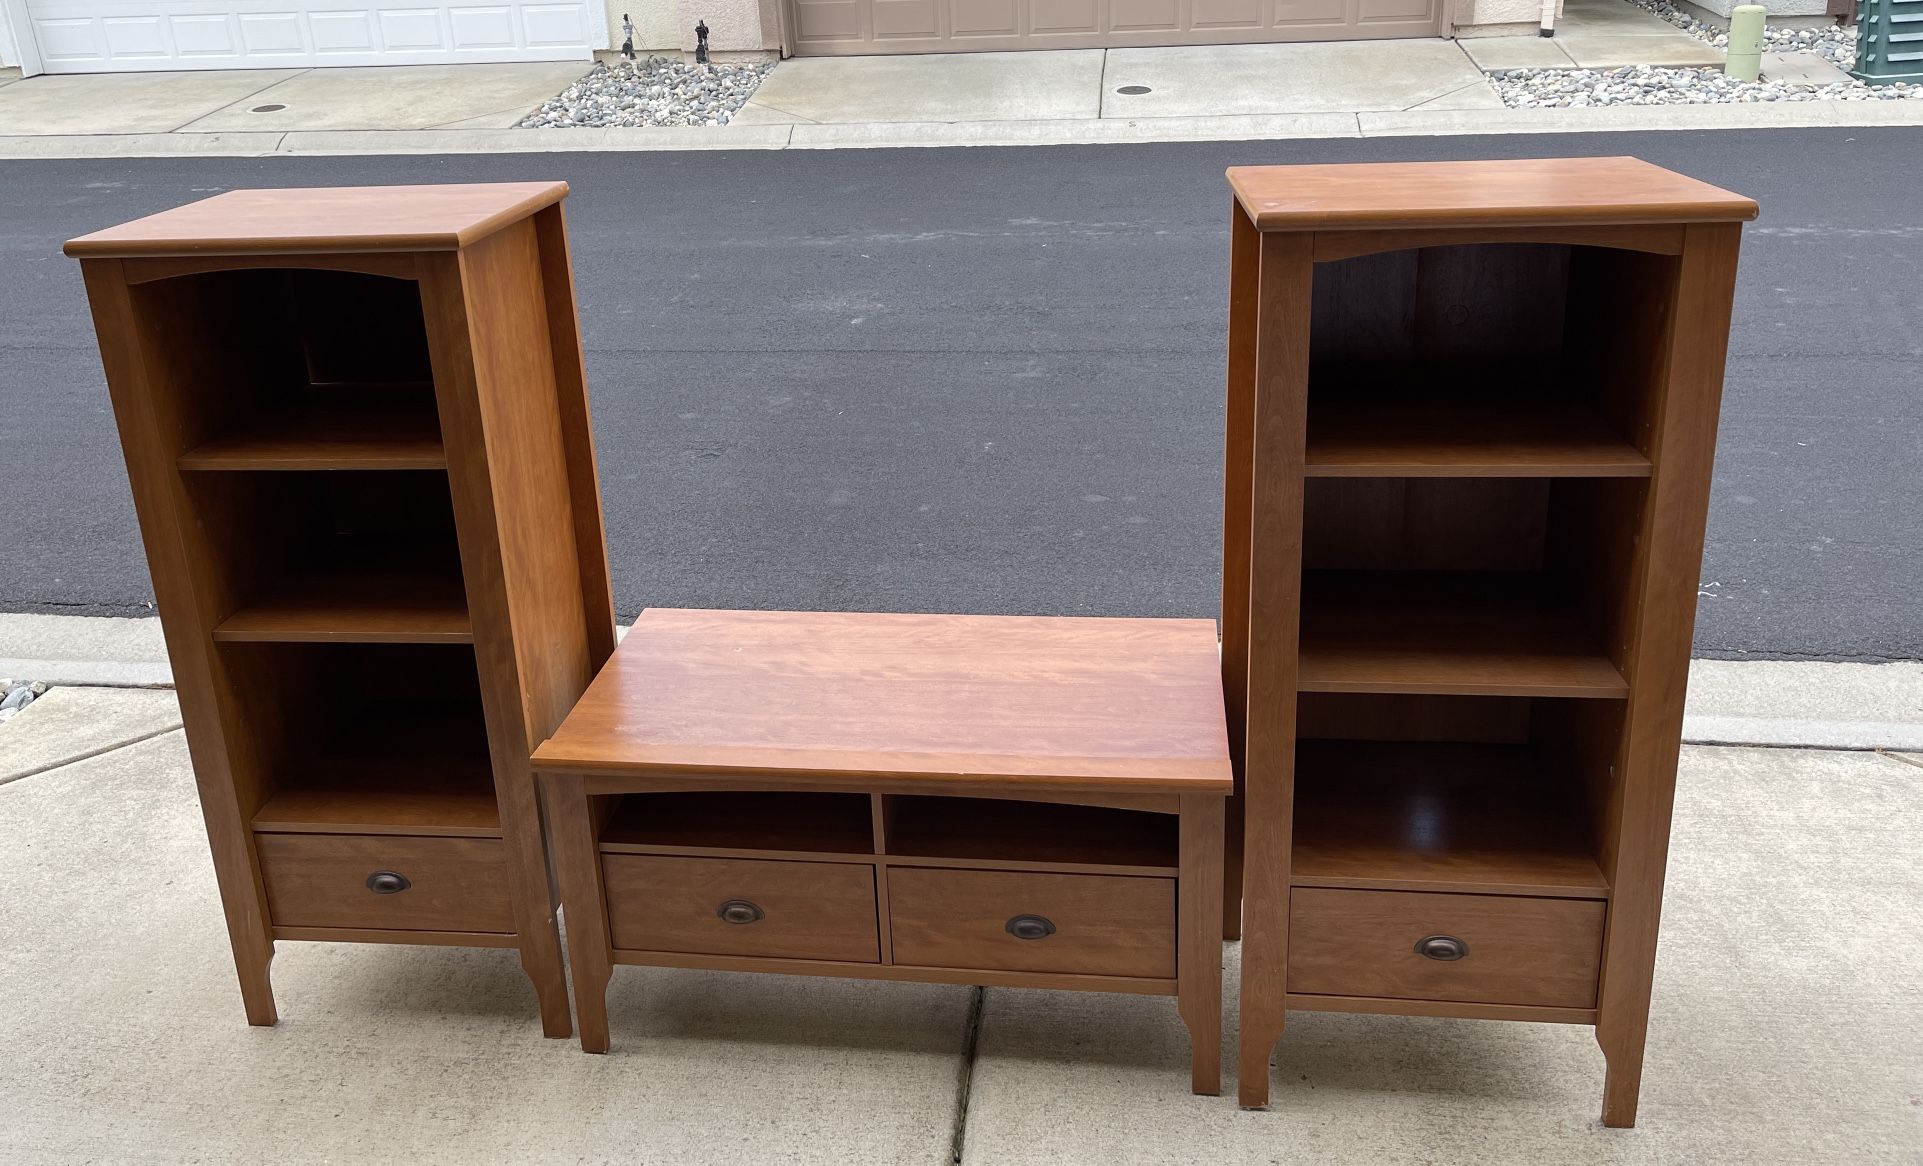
(1287, 887), (1605, 1009)
(255, 833), (513, 933)
(887, 867), (1176, 979)
(601, 854), (881, 962)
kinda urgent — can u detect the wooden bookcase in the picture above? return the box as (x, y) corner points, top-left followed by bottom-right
(65, 184), (617, 1037)
(1218, 158), (1758, 1124)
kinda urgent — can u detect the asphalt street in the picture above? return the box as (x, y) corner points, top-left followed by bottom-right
(1, 129), (1917, 660)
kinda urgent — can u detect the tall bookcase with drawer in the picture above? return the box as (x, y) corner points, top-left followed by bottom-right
(1218, 158), (1758, 1125)
(66, 183), (616, 1037)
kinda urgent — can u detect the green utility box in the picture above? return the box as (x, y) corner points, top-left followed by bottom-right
(1853, 0), (1923, 84)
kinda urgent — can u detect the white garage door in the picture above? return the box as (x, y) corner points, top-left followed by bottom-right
(19, 0), (598, 72)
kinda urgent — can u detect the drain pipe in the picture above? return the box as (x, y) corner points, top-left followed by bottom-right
(1540, 0), (1558, 36)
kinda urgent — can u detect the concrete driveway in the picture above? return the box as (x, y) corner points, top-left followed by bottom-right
(0, 61), (592, 135)
(740, 39), (1505, 125)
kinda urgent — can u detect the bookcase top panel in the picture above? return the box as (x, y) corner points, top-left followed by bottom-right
(534, 608), (1233, 793)
(1227, 157), (1757, 232)
(64, 182), (568, 259)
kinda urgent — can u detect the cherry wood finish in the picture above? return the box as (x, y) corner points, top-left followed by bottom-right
(1288, 888), (1605, 1009)
(1228, 157), (1755, 232)
(67, 183), (616, 1037)
(535, 609), (1230, 791)
(536, 609), (1230, 1094)
(66, 183), (569, 258)
(256, 833), (514, 933)
(603, 854), (882, 962)
(1220, 159), (1755, 1121)
(888, 867), (1175, 978)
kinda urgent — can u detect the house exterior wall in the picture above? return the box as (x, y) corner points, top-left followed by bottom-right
(605, 0), (780, 52)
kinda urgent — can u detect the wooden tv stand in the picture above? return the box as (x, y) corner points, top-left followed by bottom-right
(533, 608), (1233, 1094)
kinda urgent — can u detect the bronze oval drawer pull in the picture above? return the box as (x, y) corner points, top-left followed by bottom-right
(1005, 914), (1057, 940)
(1414, 934), (1468, 961)
(716, 899), (764, 925)
(365, 871), (411, 895)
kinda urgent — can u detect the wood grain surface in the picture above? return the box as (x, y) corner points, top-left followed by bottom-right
(1288, 887), (1604, 1009)
(887, 866), (1175, 978)
(602, 854), (881, 962)
(1227, 158), (1758, 232)
(535, 609), (1232, 791)
(64, 183), (570, 258)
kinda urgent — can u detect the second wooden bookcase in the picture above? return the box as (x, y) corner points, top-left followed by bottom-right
(66, 183), (616, 1037)
(1218, 158), (1758, 1126)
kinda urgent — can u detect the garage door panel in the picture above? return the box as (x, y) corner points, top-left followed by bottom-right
(1272, 0), (1349, 26)
(172, 13), (241, 53)
(871, 0), (940, 37)
(28, 0), (593, 69)
(1110, 0), (1180, 31)
(102, 15), (170, 56)
(1028, 0), (1097, 34)
(308, 9), (376, 51)
(379, 7), (445, 47)
(1190, 0), (1264, 28)
(1357, 0), (1435, 21)
(950, 0), (1016, 36)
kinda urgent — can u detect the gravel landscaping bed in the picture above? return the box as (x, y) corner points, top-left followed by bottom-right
(1490, 0), (1923, 107)
(1491, 65), (1922, 106)
(1623, 0), (1857, 70)
(521, 57), (775, 128)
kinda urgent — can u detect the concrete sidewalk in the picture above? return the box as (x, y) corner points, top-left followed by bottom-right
(1, 672), (1918, 1161)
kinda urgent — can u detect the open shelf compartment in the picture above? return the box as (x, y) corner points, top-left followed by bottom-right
(600, 792), (877, 858)
(192, 470), (470, 644)
(238, 642), (499, 837)
(882, 796), (1178, 873)
(1291, 693), (1616, 898)
(1304, 242), (1675, 478)
(123, 267), (444, 472)
(1298, 476), (1641, 698)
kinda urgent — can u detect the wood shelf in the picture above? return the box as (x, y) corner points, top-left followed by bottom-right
(1298, 571), (1628, 699)
(212, 545), (470, 644)
(253, 710), (499, 837)
(601, 792), (876, 857)
(1291, 739), (1608, 898)
(179, 385), (444, 472)
(1306, 400), (1650, 478)
(884, 796), (1178, 874)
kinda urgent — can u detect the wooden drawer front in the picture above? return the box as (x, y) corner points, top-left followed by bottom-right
(1289, 888), (1604, 1009)
(256, 833), (513, 933)
(602, 854), (880, 963)
(888, 868), (1175, 979)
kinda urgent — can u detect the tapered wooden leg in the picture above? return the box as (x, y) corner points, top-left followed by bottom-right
(232, 937), (278, 1027)
(520, 930), (574, 1040)
(1178, 795), (1225, 1095)
(546, 773), (616, 1053)
(499, 773), (572, 1039)
(1598, 1014), (1649, 1127)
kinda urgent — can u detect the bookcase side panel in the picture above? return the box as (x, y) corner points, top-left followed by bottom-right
(1593, 221), (1745, 1128)
(76, 258), (280, 1026)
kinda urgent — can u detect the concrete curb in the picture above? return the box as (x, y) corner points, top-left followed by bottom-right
(2, 99), (1919, 158)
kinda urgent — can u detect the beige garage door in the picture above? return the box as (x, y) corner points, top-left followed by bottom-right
(790, 0), (1442, 54)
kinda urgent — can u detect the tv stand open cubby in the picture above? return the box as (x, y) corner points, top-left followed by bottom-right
(67, 184), (617, 1036)
(1219, 158), (1758, 1125)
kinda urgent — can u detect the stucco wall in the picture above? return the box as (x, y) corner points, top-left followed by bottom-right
(604, 0), (778, 52)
